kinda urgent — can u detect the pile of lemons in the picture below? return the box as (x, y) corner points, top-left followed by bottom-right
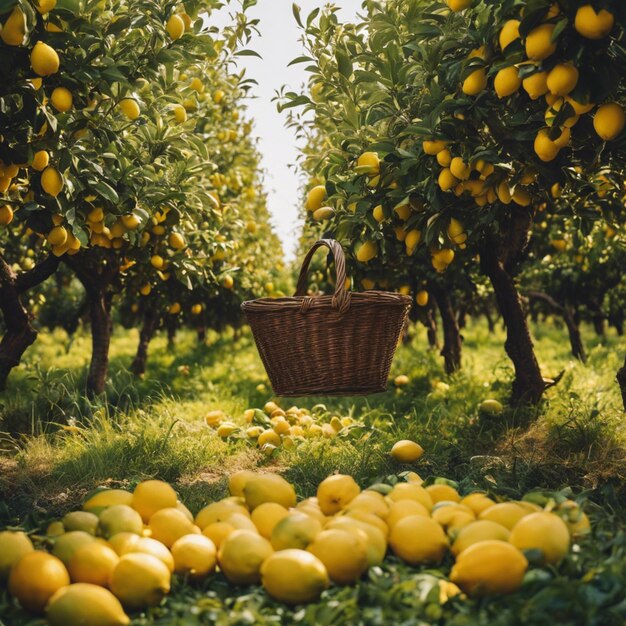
(204, 402), (364, 453)
(0, 467), (590, 624)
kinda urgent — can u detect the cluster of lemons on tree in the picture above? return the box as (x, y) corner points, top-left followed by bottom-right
(0, 467), (591, 623)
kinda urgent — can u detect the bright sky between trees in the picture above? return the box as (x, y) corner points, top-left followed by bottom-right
(212, 1), (362, 260)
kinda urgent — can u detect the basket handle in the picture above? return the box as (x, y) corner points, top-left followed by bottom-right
(294, 239), (351, 313)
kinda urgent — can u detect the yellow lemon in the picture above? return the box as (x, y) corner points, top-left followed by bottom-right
(251, 502), (289, 539)
(317, 474), (360, 515)
(525, 24), (557, 61)
(405, 228), (421, 254)
(98, 505), (144, 538)
(325, 517), (387, 567)
(546, 63), (579, 96)
(389, 515), (448, 565)
(244, 474), (297, 511)
(305, 185), (326, 211)
(132, 480), (178, 523)
(228, 470), (257, 497)
(1, 7), (26, 45)
(31, 150), (50, 171)
(390, 440), (424, 463)
(202, 521), (234, 549)
(271, 512), (322, 550)
(445, 0), (471, 11)
(574, 5), (614, 39)
(62, 511), (99, 535)
(494, 66), (521, 98)
(422, 139), (448, 155)
(307, 529), (368, 585)
(166, 14), (185, 39)
(195, 500), (248, 530)
(385, 499), (430, 528)
(388, 482), (433, 510)
(109, 553), (171, 609)
(496, 180), (512, 203)
(593, 103), (625, 141)
(534, 128), (559, 162)
(460, 493), (496, 516)
(9, 551), (70, 612)
(47, 583), (129, 626)
(436, 148), (452, 167)
(68, 542), (119, 586)
(416, 290), (429, 306)
(355, 240), (378, 263)
(450, 157), (470, 180)
(509, 511), (570, 564)
(462, 68), (487, 96)
(394, 374), (410, 386)
(52, 531), (96, 566)
(313, 206), (334, 221)
(168, 232), (185, 249)
(345, 492), (389, 519)
(499, 19), (520, 50)
(261, 549), (329, 605)
(450, 540), (527, 596)
(372, 204), (385, 222)
(36, 0), (57, 13)
(479, 399), (503, 414)
(0, 204), (14, 225)
(217, 529), (273, 585)
(31, 41), (60, 76)
(0, 531), (34, 581)
(51, 86), (73, 112)
(451, 520), (510, 556)
(171, 534), (216, 580)
(41, 166), (64, 196)
(479, 502), (528, 530)
(121, 537), (174, 572)
(565, 95), (594, 115)
(438, 168), (458, 191)
(522, 71), (549, 99)
(356, 151), (380, 175)
(119, 98), (140, 120)
(426, 484), (461, 504)
(148, 507), (199, 548)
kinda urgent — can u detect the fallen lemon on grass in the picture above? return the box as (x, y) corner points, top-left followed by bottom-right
(391, 439), (424, 463)
(509, 511), (570, 564)
(218, 529), (273, 585)
(109, 552), (171, 609)
(0, 531), (34, 581)
(46, 583), (129, 626)
(171, 534), (217, 579)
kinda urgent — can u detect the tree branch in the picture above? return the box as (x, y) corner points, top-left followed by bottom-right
(16, 254), (61, 294)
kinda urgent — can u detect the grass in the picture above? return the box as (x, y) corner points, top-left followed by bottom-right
(0, 318), (625, 624)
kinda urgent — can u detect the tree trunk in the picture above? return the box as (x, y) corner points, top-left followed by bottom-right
(592, 313), (605, 337)
(86, 287), (113, 395)
(425, 306), (439, 350)
(131, 309), (160, 377)
(484, 308), (495, 333)
(484, 250), (544, 404)
(0, 259), (37, 390)
(457, 306), (467, 330)
(430, 284), (461, 374)
(197, 326), (207, 342)
(164, 316), (177, 349)
(617, 356), (626, 411)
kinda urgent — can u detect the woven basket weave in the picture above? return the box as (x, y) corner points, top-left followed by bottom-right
(241, 239), (411, 396)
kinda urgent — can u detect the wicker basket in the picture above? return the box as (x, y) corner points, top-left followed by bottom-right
(241, 239), (411, 396)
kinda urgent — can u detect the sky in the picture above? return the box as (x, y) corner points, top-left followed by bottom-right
(211, 1), (363, 260)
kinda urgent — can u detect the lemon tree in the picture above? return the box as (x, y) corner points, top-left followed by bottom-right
(280, 0), (625, 404)
(0, 0), (270, 393)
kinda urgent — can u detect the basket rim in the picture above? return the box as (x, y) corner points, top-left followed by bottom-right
(241, 290), (412, 312)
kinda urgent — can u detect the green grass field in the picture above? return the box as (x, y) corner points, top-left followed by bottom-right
(1, 320), (625, 624)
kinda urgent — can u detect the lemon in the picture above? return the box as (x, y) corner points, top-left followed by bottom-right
(389, 515), (448, 565)
(345, 492), (389, 519)
(427, 484), (461, 504)
(316, 474), (360, 515)
(479, 399), (503, 414)
(31, 150), (50, 171)
(213, 89), (225, 103)
(494, 66), (521, 98)
(244, 474), (297, 511)
(222, 274), (234, 289)
(462, 68), (487, 96)
(51, 86), (73, 112)
(217, 529), (273, 585)
(574, 5), (614, 39)
(132, 480), (178, 523)
(0, 204), (16, 225)
(31, 41), (60, 76)
(226, 470), (256, 498)
(166, 14), (185, 40)
(251, 502), (289, 539)
(202, 515), (237, 543)
(195, 500), (248, 530)
(271, 512), (322, 550)
(121, 537), (174, 571)
(509, 511), (570, 564)
(372, 204), (385, 222)
(460, 492), (496, 515)
(394, 375), (410, 387)
(422, 139), (448, 155)
(565, 95), (594, 115)
(307, 528), (368, 585)
(121, 214), (140, 230)
(496, 180), (512, 203)
(168, 232), (185, 249)
(415, 290), (429, 306)
(593, 103), (625, 141)
(47, 583), (129, 626)
(119, 98), (140, 120)
(1, 7), (26, 45)
(326, 517), (387, 566)
(546, 63), (579, 97)
(191, 303), (203, 315)
(52, 531), (97, 566)
(108, 533), (140, 556)
(224, 512), (257, 533)
(436, 148), (452, 167)
(405, 228), (421, 254)
(450, 157), (470, 181)
(305, 185), (326, 211)
(171, 534), (216, 580)
(68, 542), (119, 586)
(148, 507), (199, 548)
(438, 168), (458, 191)
(0, 531), (34, 581)
(534, 128), (559, 162)
(445, 0), (471, 11)
(479, 502), (528, 529)
(390, 440), (423, 463)
(356, 151), (380, 175)
(450, 540), (527, 596)
(355, 240), (378, 263)
(522, 70), (549, 100)
(512, 188), (531, 206)
(9, 551), (70, 612)
(451, 520), (510, 555)
(62, 511), (99, 535)
(388, 482), (433, 510)
(499, 19), (520, 50)
(313, 206), (334, 221)
(36, 0), (57, 13)
(41, 166), (64, 196)
(525, 24), (557, 61)
(261, 549), (328, 604)
(385, 499), (429, 528)
(109, 553), (171, 609)
(98, 505), (144, 538)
